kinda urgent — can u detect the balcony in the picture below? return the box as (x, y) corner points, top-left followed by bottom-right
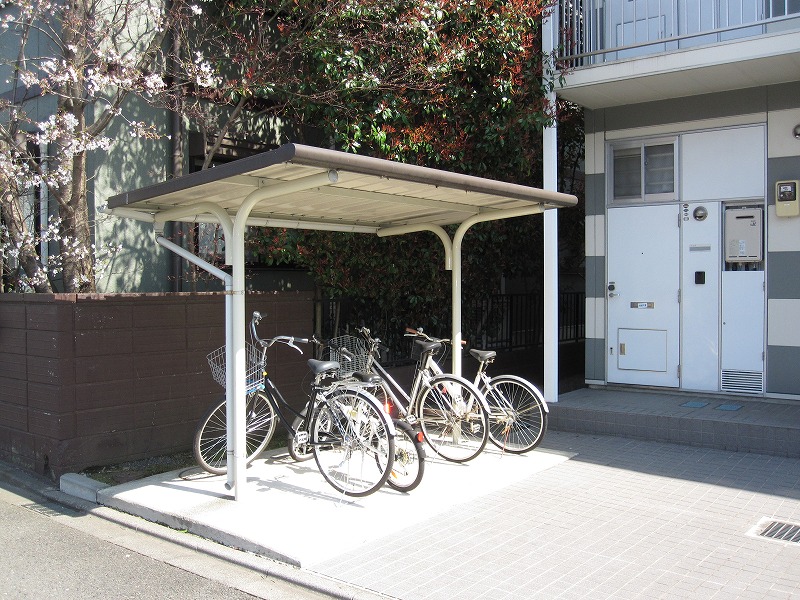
(556, 0), (800, 108)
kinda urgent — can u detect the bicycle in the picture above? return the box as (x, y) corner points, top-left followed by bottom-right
(467, 348), (549, 453)
(346, 326), (490, 464)
(287, 335), (427, 493)
(193, 311), (395, 497)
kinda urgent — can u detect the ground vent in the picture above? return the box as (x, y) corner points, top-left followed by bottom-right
(759, 520), (800, 544)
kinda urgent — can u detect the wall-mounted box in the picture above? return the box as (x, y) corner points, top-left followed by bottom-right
(724, 207), (762, 262)
(776, 180), (800, 217)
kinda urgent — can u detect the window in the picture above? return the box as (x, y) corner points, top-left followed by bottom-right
(609, 139), (676, 204)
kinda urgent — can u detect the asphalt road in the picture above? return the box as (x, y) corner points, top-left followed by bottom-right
(0, 480), (366, 600)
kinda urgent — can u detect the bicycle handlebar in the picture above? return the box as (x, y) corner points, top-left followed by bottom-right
(250, 311), (307, 353)
(405, 326), (466, 347)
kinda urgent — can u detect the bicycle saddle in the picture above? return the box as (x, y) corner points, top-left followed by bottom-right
(307, 359), (340, 375)
(469, 349), (496, 363)
(414, 340), (442, 355)
(352, 371), (382, 385)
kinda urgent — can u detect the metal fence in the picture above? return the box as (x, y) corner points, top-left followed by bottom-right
(314, 291), (585, 364)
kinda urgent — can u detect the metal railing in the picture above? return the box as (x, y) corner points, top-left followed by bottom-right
(558, 0), (800, 67)
(314, 291), (585, 364)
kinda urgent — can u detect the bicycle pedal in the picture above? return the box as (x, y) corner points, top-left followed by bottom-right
(295, 431), (309, 445)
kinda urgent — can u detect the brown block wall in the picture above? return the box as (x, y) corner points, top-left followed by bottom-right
(0, 291), (312, 479)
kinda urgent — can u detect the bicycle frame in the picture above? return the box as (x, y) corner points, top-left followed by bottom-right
(359, 331), (489, 419)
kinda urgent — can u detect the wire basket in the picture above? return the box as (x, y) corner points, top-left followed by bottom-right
(206, 343), (265, 394)
(326, 335), (369, 378)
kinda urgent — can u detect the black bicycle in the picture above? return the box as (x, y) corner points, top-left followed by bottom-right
(193, 311), (395, 497)
(286, 335), (427, 493)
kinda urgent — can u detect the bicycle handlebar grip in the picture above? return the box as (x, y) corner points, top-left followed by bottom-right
(295, 338), (309, 344)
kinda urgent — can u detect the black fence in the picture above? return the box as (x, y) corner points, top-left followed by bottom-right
(314, 291), (585, 364)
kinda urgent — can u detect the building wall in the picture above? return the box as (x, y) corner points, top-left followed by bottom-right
(583, 82), (800, 397)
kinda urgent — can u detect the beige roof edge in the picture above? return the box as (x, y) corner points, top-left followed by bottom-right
(287, 144), (577, 208)
(107, 143), (577, 210)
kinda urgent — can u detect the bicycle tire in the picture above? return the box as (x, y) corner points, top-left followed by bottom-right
(287, 408), (313, 462)
(481, 375), (548, 454)
(312, 390), (394, 497)
(415, 374), (489, 463)
(385, 419), (425, 493)
(193, 391), (277, 475)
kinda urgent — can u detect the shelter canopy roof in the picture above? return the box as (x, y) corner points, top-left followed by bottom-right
(107, 144), (577, 230)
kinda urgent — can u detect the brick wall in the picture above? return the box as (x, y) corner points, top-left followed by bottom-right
(0, 291), (313, 479)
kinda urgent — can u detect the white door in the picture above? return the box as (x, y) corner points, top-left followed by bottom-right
(607, 204), (680, 387)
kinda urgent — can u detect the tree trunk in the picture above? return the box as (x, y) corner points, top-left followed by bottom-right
(0, 190), (53, 293)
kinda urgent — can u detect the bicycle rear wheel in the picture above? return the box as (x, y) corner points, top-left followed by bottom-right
(193, 391), (277, 475)
(415, 375), (488, 463)
(312, 390), (394, 497)
(482, 375), (548, 453)
(386, 419), (425, 493)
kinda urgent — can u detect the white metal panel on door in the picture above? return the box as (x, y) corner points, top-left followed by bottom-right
(680, 202), (721, 391)
(607, 204), (680, 387)
(681, 127), (765, 201)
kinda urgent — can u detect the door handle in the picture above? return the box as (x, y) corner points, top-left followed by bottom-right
(608, 292), (618, 298)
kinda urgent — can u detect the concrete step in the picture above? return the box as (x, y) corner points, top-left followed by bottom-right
(550, 386), (800, 458)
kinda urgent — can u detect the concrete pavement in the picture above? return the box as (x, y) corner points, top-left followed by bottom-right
(59, 429), (800, 599)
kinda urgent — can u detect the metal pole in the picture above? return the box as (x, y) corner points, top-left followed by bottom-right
(543, 7), (560, 404)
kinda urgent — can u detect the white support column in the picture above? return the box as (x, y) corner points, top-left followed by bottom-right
(543, 7), (559, 404)
(228, 171), (338, 500)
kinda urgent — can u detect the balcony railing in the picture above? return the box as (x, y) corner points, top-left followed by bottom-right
(558, 0), (800, 67)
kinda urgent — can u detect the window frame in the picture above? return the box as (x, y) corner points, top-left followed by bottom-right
(607, 136), (678, 206)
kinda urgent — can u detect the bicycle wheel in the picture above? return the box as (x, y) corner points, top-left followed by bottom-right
(287, 408), (314, 462)
(415, 375), (488, 463)
(193, 391), (277, 475)
(482, 375), (548, 453)
(385, 419), (425, 492)
(312, 390), (394, 497)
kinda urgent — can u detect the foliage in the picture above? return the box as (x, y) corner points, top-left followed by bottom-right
(245, 0), (585, 333)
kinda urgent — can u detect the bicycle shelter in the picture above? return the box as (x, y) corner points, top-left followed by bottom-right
(104, 143), (577, 500)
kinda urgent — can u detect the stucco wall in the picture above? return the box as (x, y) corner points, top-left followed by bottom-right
(583, 82), (800, 397)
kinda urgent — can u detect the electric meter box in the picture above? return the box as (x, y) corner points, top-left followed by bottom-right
(776, 180), (800, 217)
(724, 207), (762, 263)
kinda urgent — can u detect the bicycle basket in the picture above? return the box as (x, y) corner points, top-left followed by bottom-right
(326, 335), (369, 377)
(206, 343), (265, 393)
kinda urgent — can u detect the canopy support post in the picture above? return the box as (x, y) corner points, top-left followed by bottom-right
(379, 205), (544, 377)
(228, 171), (339, 500)
(543, 5), (560, 404)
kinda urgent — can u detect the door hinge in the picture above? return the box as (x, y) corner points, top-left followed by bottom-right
(677, 289), (681, 303)
(677, 364), (681, 377)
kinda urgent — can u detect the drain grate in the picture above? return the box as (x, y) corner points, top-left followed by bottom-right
(760, 521), (800, 543)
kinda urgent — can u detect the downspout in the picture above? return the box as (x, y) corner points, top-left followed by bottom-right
(168, 0), (184, 292)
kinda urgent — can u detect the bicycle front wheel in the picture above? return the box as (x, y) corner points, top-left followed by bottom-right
(386, 419), (425, 493)
(312, 390), (394, 497)
(193, 391), (277, 475)
(415, 375), (488, 463)
(482, 375), (548, 454)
